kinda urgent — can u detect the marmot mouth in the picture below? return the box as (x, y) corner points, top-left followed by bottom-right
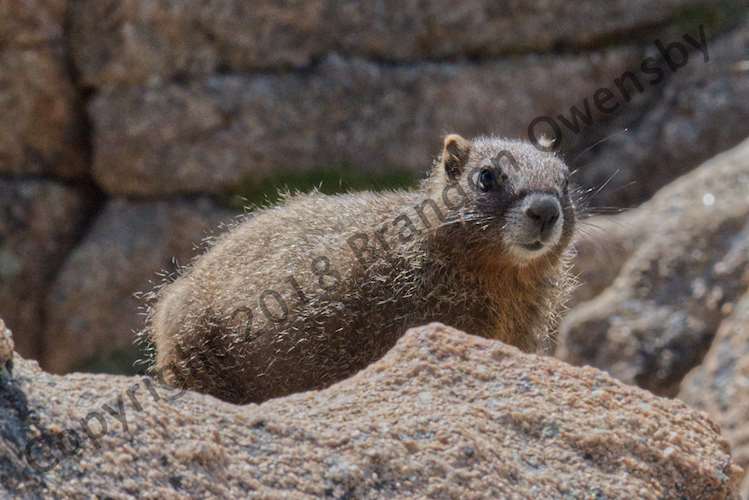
(521, 241), (544, 252)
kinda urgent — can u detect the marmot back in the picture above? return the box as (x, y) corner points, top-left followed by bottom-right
(147, 135), (577, 404)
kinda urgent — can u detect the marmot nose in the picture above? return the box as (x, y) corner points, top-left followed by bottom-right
(525, 195), (561, 238)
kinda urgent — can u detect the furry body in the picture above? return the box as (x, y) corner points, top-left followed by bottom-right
(149, 136), (576, 404)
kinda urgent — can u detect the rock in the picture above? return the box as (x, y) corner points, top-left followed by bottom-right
(334, 0), (719, 63)
(0, 48), (85, 177)
(0, 0), (66, 48)
(0, 355), (40, 494)
(576, 17), (749, 209)
(570, 214), (642, 305)
(0, 0), (84, 177)
(680, 290), (749, 495)
(543, 20), (749, 301)
(572, 33), (749, 297)
(7, 324), (742, 498)
(91, 49), (640, 196)
(74, 1), (749, 201)
(70, 0), (329, 87)
(559, 137), (749, 396)
(0, 180), (89, 360)
(71, 0), (715, 87)
(43, 198), (235, 374)
(0, 318), (12, 367)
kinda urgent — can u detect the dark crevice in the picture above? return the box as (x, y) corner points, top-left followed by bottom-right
(62, 3), (95, 171)
(31, 1), (108, 367)
(0, 367), (46, 493)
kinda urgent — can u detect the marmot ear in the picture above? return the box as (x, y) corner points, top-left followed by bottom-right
(442, 134), (471, 179)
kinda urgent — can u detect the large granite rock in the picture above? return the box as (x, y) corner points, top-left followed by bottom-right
(0, 0), (66, 48)
(577, 17), (749, 209)
(90, 49), (640, 196)
(681, 290), (749, 497)
(66, 0), (749, 204)
(5, 324), (742, 498)
(0, 180), (89, 360)
(43, 198), (235, 374)
(570, 214), (642, 305)
(83, 6), (749, 201)
(559, 137), (749, 396)
(0, 318), (12, 368)
(0, 322), (40, 494)
(0, 48), (85, 177)
(0, 1), (84, 177)
(572, 22), (749, 297)
(71, 0), (715, 87)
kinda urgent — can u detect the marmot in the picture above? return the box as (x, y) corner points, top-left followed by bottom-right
(146, 135), (577, 404)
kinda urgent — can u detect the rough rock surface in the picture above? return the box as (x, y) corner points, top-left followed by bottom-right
(91, 50), (640, 196)
(0, 318), (12, 367)
(680, 290), (749, 497)
(5, 324), (742, 498)
(2, 0), (747, 385)
(0, 0), (66, 48)
(0, 48), (85, 177)
(71, 0), (715, 87)
(570, 214), (642, 305)
(83, 6), (749, 201)
(0, 0), (84, 178)
(577, 17), (749, 209)
(559, 137), (749, 397)
(43, 198), (235, 373)
(0, 180), (89, 360)
(0, 324), (40, 494)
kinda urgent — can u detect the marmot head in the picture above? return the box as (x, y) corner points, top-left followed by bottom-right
(431, 134), (575, 264)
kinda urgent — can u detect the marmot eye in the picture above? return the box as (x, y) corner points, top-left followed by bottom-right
(478, 168), (496, 192)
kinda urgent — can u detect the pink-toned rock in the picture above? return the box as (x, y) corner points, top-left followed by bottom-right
(5, 324), (742, 498)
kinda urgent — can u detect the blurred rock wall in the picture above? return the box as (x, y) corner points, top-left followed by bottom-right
(1, 0), (748, 373)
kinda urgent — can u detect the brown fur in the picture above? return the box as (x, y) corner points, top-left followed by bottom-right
(146, 135), (577, 404)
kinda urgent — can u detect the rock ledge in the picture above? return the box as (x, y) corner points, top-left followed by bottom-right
(3, 323), (741, 498)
